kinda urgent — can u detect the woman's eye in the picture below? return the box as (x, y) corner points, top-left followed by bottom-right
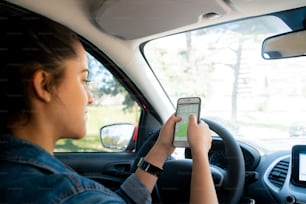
(83, 79), (91, 85)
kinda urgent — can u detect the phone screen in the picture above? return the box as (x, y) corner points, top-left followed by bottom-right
(173, 97), (201, 147)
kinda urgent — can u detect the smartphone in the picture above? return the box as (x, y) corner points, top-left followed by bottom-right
(173, 97), (201, 147)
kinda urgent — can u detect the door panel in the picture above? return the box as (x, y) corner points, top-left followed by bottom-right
(55, 152), (136, 190)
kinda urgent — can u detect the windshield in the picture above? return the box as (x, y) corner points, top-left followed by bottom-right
(144, 16), (306, 151)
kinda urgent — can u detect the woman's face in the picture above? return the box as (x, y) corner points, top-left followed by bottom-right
(50, 42), (93, 140)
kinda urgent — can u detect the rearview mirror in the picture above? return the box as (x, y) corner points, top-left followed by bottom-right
(100, 123), (136, 152)
(262, 30), (306, 60)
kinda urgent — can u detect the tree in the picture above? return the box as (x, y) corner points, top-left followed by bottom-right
(184, 17), (276, 122)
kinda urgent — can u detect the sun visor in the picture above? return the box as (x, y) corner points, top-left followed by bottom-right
(93, 0), (231, 40)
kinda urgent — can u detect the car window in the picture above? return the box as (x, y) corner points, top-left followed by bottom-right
(144, 15), (306, 151)
(54, 53), (140, 152)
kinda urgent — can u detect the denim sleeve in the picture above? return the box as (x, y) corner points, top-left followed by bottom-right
(62, 190), (126, 204)
(118, 173), (152, 204)
(64, 174), (152, 204)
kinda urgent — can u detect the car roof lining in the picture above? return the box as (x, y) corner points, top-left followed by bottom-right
(5, 0), (306, 41)
(91, 0), (306, 40)
(92, 0), (231, 40)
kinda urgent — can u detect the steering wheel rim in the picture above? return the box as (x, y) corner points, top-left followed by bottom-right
(131, 118), (245, 204)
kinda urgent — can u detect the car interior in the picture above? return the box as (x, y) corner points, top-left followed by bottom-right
(2, 0), (306, 203)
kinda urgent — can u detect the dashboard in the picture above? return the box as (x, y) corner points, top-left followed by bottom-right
(208, 137), (260, 171)
(262, 154), (306, 204)
(204, 137), (306, 204)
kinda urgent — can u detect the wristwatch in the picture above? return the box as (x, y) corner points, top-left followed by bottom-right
(137, 157), (163, 177)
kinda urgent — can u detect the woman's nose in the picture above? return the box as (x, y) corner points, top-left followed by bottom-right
(87, 89), (93, 105)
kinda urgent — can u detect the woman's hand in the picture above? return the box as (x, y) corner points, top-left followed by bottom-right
(187, 115), (218, 204)
(187, 114), (212, 155)
(154, 114), (181, 156)
(136, 114), (181, 192)
(143, 114), (181, 168)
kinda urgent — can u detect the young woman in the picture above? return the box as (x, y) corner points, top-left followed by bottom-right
(0, 14), (218, 203)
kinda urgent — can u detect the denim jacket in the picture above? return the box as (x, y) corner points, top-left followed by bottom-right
(0, 135), (151, 204)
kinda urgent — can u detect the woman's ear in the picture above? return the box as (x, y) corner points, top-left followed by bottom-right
(32, 70), (52, 103)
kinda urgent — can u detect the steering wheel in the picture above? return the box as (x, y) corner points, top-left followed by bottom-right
(131, 118), (245, 204)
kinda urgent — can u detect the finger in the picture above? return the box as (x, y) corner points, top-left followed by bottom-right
(169, 113), (182, 125)
(160, 114), (181, 136)
(188, 114), (197, 127)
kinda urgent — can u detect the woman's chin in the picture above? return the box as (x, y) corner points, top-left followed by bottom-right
(61, 131), (87, 140)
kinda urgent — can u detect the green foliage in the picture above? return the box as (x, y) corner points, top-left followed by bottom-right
(54, 101), (139, 152)
(55, 134), (102, 152)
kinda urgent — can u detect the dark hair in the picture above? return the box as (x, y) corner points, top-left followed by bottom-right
(0, 14), (80, 134)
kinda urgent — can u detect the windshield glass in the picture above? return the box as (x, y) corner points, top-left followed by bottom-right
(144, 16), (306, 151)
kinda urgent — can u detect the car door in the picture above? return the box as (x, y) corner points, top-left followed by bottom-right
(54, 47), (162, 191)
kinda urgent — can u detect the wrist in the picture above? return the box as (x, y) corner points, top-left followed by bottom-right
(144, 144), (169, 168)
(191, 147), (210, 160)
(137, 157), (163, 177)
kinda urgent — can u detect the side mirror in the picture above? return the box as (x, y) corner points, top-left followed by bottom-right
(262, 29), (306, 59)
(100, 123), (136, 152)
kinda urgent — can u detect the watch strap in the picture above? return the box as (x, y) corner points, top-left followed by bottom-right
(137, 157), (163, 177)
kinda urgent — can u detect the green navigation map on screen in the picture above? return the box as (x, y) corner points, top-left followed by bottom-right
(174, 103), (199, 139)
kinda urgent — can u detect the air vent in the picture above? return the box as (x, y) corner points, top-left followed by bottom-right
(268, 159), (289, 188)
